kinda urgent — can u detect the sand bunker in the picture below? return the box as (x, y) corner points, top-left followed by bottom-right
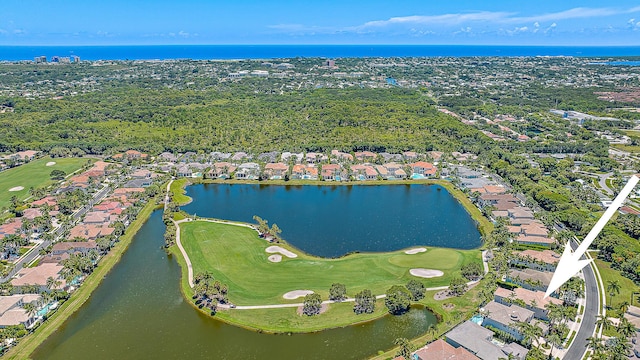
(8, 186), (24, 192)
(283, 290), (314, 300)
(404, 247), (427, 255)
(410, 268), (444, 278)
(46, 162), (56, 166)
(266, 246), (298, 258)
(268, 254), (282, 263)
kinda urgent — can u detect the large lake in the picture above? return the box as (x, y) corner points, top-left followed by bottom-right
(32, 184), (480, 359)
(182, 183), (482, 257)
(32, 210), (437, 360)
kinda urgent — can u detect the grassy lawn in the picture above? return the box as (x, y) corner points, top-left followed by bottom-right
(4, 198), (160, 360)
(180, 220), (481, 306)
(0, 156), (91, 209)
(170, 178), (191, 205)
(612, 144), (640, 153)
(594, 259), (640, 313)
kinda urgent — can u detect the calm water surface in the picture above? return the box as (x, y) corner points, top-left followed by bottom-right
(182, 184), (481, 257)
(33, 210), (437, 360)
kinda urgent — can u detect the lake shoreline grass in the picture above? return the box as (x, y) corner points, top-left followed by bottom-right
(5, 196), (162, 360)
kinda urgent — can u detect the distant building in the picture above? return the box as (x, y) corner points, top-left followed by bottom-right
(71, 55), (81, 63)
(34, 56), (47, 64)
(324, 59), (335, 67)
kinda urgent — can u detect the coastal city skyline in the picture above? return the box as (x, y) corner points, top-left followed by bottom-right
(1, 0), (640, 45)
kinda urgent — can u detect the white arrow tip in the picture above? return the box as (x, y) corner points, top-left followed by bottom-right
(544, 242), (592, 298)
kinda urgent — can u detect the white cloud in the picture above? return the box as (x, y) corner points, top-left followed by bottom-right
(544, 22), (557, 34)
(350, 6), (640, 31)
(178, 30), (190, 38)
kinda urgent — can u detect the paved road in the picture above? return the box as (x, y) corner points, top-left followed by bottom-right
(563, 239), (599, 360)
(1, 184), (112, 283)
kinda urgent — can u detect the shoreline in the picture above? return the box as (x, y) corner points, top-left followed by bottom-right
(5, 195), (163, 360)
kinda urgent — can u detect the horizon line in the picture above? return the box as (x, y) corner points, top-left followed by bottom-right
(2, 43), (640, 47)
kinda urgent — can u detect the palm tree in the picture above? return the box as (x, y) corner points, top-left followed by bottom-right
(546, 332), (563, 359)
(595, 314), (613, 332)
(586, 336), (604, 355)
(619, 301), (630, 315)
(515, 321), (542, 349)
(617, 317), (636, 339)
(607, 280), (621, 307)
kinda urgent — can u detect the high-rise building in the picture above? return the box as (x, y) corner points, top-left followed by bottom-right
(324, 59), (336, 67)
(34, 56), (47, 63)
(71, 55), (81, 63)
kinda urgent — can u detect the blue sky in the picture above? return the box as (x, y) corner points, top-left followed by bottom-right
(1, 0), (640, 45)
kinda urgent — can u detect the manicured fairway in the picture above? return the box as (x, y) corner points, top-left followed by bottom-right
(0, 156), (91, 209)
(181, 220), (482, 306)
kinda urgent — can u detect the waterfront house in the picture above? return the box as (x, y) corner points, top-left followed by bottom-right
(235, 163), (260, 180)
(11, 263), (66, 293)
(0, 294), (43, 328)
(209, 162), (237, 179)
(321, 164), (343, 181)
(409, 161), (436, 177)
(445, 321), (528, 360)
(383, 163), (407, 179)
(291, 164), (318, 180)
(412, 339), (479, 360)
(264, 163), (289, 179)
(482, 301), (534, 341)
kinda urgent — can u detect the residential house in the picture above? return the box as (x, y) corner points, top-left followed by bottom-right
(291, 164), (318, 180)
(378, 152), (402, 162)
(11, 263), (66, 293)
(410, 161), (436, 177)
(350, 164), (377, 181)
(231, 152), (249, 161)
(209, 162), (237, 179)
(508, 207), (536, 225)
(506, 269), (553, 292)
(427, 151), (444, 161)
(0, 294), (43, 328)
(494, 287), (562, 320)
(482, 301), (535, 341)
(383, 163), (407, 179)
(445, 321), (528, 360)
(281, 152), (303, 164)
(355, 151), (377, 162)
(402, 151), (418, 161)
(306, 152), (327, 164)
(321, 164), (343, 181)
(69, 224), (114, 240)
(331, 150), (353, 162)
(12, 150), (39, 162)
(511, 249), (560, 272)
(158, 152), (178, 162)
(264, 163), (289, 179)
(257, 151), (279, 163)
(412, 339), (479, 360)
(52, 240), (98, 255)
(235, 163), (260, 180)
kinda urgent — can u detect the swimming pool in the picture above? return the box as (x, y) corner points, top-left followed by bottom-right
(470, 314), (484, 326)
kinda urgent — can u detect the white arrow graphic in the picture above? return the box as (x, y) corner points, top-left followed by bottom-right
(545, 174), (640, 298)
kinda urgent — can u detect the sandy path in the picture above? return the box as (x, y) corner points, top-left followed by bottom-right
(8, 186), (24, 192)
(404, 247), (427, 254)
(266, 246), (297, 258)
(283, 290), (314, 299)
(410, 268), (444, 278)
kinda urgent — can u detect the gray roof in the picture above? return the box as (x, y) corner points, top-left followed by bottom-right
(124, 179), (151, 188)
(484, 301), (534, 327)
(508, 268), (553, 287)
(446, 321), (526, 360)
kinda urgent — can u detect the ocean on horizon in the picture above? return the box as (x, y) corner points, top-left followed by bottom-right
(1, 45), (640, 62)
